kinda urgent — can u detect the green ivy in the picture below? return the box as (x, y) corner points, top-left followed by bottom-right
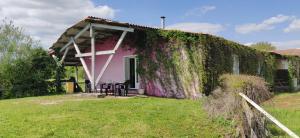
(126, 29), (295, 97)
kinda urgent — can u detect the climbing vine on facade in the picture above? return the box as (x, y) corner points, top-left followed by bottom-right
(126, 29), (299, 98)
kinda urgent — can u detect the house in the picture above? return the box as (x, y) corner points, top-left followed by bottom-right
(272, 49), (300, 91)
(50, 16), (300, 99)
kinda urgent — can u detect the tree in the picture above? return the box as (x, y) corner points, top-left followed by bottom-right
(250, 42), (276, 51)
(0, 19), (58, 99)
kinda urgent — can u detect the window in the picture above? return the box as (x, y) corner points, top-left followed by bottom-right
(233, 54), (239, 74)
(257, 62), (261, 75)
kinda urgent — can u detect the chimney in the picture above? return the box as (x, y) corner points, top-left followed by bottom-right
(160, 16), (166, 29)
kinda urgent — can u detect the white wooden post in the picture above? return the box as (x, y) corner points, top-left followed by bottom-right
(239, 93), (299, 138)
(90, 26), (96, 91)
(75, 65), (78, 82)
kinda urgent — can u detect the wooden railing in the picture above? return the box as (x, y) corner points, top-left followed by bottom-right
(239, 93), (299, 138)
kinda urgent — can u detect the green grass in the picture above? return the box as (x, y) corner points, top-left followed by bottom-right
(0, 95), (232, 137)
(263, 92), (300, 137)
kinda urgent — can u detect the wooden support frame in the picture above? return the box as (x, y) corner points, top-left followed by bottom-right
(60, 24), (91, 53)
(72, 38), (92, 82)
(57, 22), (134, 92)
(95, 31), (128, 85)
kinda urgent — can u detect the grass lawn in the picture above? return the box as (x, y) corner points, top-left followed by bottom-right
(263, 92), (300, 137)
(0, 95), (232, 137)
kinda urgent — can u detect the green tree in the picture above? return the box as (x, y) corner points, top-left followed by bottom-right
(250, 42), (276, 51)
(0, 20), (58, 99)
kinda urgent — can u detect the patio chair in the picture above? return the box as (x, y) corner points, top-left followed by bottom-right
(114, 81), (129, 96)
(85, 80), (91, 93)
(101, 83), (113, 96)
(124, 80), (130, 96)
(96, 83), (102, 93)
(115, 83), (128, 96)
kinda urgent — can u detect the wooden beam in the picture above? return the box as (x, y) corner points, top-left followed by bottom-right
(113, 31), (127, 51)
(91, 23), (134, 32)
(239, 93), (299, 138)
(75, 66), (78, 83)
(96, 54), (114, 84)
(60, 46), (70, 64)
(60, 24), (90, 53)
(95, 31), (128, 85)
(65, 35), (91, 39)
(72, 38), (92, 82)
(75, 50), (115, 57)
(90, 25), (96, 91)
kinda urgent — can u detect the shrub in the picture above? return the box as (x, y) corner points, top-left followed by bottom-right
(204, 74), (273, 137)
(0, 20), (58, 99)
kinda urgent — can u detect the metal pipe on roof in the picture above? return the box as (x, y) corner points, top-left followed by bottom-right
(160, 16), (166, 29)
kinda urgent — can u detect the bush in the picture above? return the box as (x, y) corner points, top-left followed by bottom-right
(204, 74), (273, 137)
(0, 20), (58, 99)
(0, 48), (57, 99)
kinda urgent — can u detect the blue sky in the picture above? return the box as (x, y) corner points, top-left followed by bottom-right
(92, 0), (300, 49)
(1, 0), (300, 49)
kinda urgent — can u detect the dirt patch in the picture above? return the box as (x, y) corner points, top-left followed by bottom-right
(37, 94), (134, 105)
(40, 101), (60, 105)
(264, 93), (300, 109)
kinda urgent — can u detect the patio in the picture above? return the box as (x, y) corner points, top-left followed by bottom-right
(50, 17), (143, 95)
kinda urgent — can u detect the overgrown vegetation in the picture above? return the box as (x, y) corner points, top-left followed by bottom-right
(250, 41), (276, 51)
(287, 56), (300, 91)
(0, 20), (61, 99)
(127, 29), (278, 98)
(204, 74), (273, 137)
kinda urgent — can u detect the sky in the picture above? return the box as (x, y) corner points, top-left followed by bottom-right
(1, 0), (300, 50)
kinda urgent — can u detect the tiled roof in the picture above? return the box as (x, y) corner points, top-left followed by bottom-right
(272, 49), (300, 57)
(85, 16), (160, 30)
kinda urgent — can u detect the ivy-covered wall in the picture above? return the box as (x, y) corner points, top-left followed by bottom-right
(287, 56), (300, 90)
(125, 29), (299, 98)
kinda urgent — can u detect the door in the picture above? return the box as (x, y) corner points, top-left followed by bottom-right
(124, 56), (139, 89)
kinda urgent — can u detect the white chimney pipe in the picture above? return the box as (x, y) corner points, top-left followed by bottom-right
(160, 16), (166, 29)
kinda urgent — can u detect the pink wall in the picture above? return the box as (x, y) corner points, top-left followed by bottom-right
(84, 37), (135, 83)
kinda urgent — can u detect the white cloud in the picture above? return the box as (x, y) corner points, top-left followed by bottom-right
(244, 42), (254, 46)
(185, 5), (216, 16)
(0, 0), (116, 48)
(235, 14), (294, 34)
(284, 19), (300, 32)
(166, 22), (224, 34)
(272, 40), (300, 50)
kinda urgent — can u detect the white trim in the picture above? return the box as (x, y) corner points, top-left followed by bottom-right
(239, 93), (299, 138)
(91, 23), (134, 32)
(123, 55), (137, 58)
